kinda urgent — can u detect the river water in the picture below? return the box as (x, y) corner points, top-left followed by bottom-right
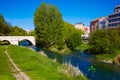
(19, 41), (120, 80)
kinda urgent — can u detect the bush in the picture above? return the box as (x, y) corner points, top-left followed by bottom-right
(89, 29), (114, 54)
(66, 31), (82, 49)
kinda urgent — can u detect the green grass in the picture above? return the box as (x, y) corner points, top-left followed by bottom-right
(96, 49), (120, 60)
(76, 43), (89, 52)
(7, 45), (87, 80)
(0, 46), (15, 80)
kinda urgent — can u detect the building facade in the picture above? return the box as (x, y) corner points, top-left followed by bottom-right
(75, 22), (84, 31)
(108, 5), (120, 28)
(75, 22), (90, 34)
(90, 17), (108, 33)
(90, 5), (120, 33)
(99, 17), (108, 29)
(90, 18), (100, 33)
(84, 26), (90, 34)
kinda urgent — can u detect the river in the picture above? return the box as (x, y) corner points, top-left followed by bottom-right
(19, 41), (120, 80)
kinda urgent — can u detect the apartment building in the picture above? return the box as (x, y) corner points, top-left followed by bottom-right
(108, 5), (120, 28)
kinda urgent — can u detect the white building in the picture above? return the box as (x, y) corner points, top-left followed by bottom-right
(98, 17), (108, 29)
(75, 22), (90, 34)
(75, 22), (84, 32)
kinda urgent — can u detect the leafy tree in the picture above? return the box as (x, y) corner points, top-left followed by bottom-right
(9, 26), (27, 36)
(64, 22), (82, 49)
(107, 29), (120, 49)
(29, 30), (35, 36)
(0, 14), (12, 35)
(89, 29), (113, 54)
(34, 3), (64, 49)
(65, 30), (82, 49)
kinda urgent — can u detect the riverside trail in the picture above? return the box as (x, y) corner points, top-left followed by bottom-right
(5, 46), (30, 80)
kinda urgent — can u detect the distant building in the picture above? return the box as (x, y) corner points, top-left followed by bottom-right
(84, 26), (90, 34)
(26, 30), (33, 34)
(99, 17), (108, 29)
(108, 5), (120, 28)
(75, 22), (84, 32)
(90, 4), (120, 33)
(75, 22), (90, 34)
(90, 17), (108, 33)
(90, 18), (100, 33)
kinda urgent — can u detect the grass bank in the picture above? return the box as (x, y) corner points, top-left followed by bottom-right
(76, 43), (89, 52)
(96, 49), (120, 61)
(7, 45), (87, 80)
(0, 46), (15, 80)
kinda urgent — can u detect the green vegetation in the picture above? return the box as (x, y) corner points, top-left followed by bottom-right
(64, 22), (82, 49)
(96, 49), (120, 60)
(29, 30), (35, 36)
(34, 3), (65, 49)
(76, 43), (89, 52)
(89, 26), (120, 55)
(89, 26), (120, 63)
(7, 45), (87, 80)
(9, 26), (28, 36)
(34, 3), (82, 52)
(0, 46), (15, 80)
(0, 14), (12, 36)
(89, 29), (112, 54)
(0, 14), (28, 36)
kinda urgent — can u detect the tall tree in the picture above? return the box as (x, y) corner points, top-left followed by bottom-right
(64, 22), (82, 49)
(0, 14), (12, 36)
(89, 30), (113, 54)
(34, 3), (64, 49)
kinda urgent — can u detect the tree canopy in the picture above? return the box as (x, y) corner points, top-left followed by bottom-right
(34, 3), (83, 51)
(34, 3), (64, 49)
(0, 14), (12, 36)
(64, 22), (82, 49)
(9, 26), (28, 36)
(89, 26), (120, 54)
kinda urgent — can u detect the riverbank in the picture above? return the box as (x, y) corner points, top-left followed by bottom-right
(3, 45), (87, 80)
(76, 43), (120, 65)
(93, 49), (120, 65)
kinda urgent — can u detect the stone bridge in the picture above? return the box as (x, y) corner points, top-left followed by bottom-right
(0, 36), (35, 45)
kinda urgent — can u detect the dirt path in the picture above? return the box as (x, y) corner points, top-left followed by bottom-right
(5, 48), (30, 80)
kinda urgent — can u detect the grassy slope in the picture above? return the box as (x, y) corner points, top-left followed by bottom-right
(7, 45), (87, 80)
(0, 46), (15, 80)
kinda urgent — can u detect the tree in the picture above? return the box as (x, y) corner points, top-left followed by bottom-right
(29, 30), (35, 36)
(9, 26), (27, 36)
(34, 3), (64, 49)
(0, 14), (12, 36)
(107, 28), (120, 49)
(89, 29), (113, 54)
(64, 22), (82, 49)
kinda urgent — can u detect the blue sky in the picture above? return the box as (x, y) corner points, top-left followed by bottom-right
(0, 0), (120, 30)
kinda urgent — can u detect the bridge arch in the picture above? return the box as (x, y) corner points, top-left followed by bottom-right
(0, 40), (10, 45)
(0, 36), (35, 45)
(19, 39), (33, 46)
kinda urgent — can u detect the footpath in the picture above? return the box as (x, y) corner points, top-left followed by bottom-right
(5, 47), (30, 80)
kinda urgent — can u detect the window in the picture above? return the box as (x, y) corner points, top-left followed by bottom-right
(117, 13), (120, 17)
(109, 20), (111, 22)
(108, 24), (111, 27)
(118, 9), (120, 12)
(117, 18), (120, 21)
